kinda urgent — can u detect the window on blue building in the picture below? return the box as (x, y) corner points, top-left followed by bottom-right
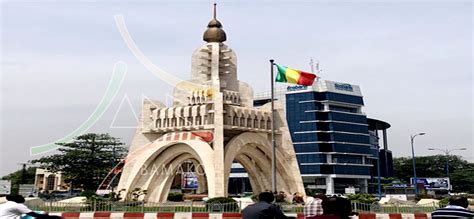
(329, 105), (357, 113)
(326, 93), (364, 105)
(297, 154), (327, 163)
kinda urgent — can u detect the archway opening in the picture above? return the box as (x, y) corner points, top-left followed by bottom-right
(227, 160), (252, 196)
(224, 132), (303, 197)
(122, 141), (214, 203)
(167, 159), (208, 196)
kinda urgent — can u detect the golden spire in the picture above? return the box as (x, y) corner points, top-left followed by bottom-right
(203, 3), (227, 43)
(213, 2), (217, 19)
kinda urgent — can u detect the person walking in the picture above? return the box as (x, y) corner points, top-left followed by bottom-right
(242, 192), (295, 219)
(0, 195), (61, 219)
(320, 196), (353, 219)
(432, 196), (474, 218)
(303, 193), (326, 218)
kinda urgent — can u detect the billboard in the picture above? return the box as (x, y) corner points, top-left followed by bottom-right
(18, 184), (36, 197)
(19, 184), (36, 197)
(181, 172), (198, 190)
(410, 177), (450, 190)
(0, 180), (11, 195)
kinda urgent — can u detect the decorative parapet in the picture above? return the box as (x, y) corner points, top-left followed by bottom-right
(186, 89), (240, 106)
(224, 105), (272, 132)
(188, 89), (213, 105)
(142, 104), (272, 133)
(143, 104), (214, 133)
(222, 90), (240, 105)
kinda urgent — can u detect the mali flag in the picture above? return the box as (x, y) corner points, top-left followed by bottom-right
(275, 64), (317, 86)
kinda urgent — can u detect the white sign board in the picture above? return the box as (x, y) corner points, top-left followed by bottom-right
(19, 184), (35, 197)
(96, 189), (112, 195)
(345, 187), (356, 194)
(386, 194), (408, 201)
(0, 180), (11, 195)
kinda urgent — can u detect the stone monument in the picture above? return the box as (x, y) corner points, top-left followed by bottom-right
(116, 5), (304, 202)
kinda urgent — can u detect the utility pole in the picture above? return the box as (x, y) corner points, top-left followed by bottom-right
(20, 163), (27, 184)
(16, 163), (29, 196)
(410, 132), (426, 195)
(428, 147), (467, 179)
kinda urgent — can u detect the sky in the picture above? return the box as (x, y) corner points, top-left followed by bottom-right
(0, 0), (472, 176)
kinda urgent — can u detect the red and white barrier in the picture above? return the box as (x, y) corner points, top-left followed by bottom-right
(47, 212), (432, 219)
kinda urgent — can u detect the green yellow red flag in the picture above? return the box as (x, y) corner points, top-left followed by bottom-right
(275, 64), (317, 86)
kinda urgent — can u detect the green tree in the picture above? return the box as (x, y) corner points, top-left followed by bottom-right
(31, 133), (127, 190)
(1, 167), (36, 195)
(449, 163), (474, 193)
(393, 155), (473, 193)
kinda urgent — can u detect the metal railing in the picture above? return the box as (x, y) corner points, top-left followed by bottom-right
(29, 201), (446, 213)
(351, 202), (446, 213)
(30, 201), (241, 213)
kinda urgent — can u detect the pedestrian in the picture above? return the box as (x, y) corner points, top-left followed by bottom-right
(0, 195), (61, 219)
(303, 193), (326, 218)
(320, 196), (352, 219)
(242, 192), (295, 219)
(431, 196), (474, 218)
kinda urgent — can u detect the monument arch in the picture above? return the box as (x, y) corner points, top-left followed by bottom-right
(116, 5), (304, 202)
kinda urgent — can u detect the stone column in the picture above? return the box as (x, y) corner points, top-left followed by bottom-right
(326, 176), (334, 194)
(361, 179), (368, 193)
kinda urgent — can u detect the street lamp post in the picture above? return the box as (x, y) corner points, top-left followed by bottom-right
(427, 147), (467, 179)
(411, 132), (425, 195)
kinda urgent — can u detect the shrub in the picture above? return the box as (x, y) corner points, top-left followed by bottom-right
(205, 197), (239, 212)
(275, 191), (288, 203)
(128, 188), (147, 201)
(80, 190), (97, 198)
(346, 194), (377, 204)
(305, 188), (320, 197)
(439, 197), (449, 206)
(251, 194), (259, 202)
(167, 192), (184, 202)
(418, 193), (435, 199)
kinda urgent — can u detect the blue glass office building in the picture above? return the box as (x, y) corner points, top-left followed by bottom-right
(284, 81), (373, 193)
(229, 80), (393, 194)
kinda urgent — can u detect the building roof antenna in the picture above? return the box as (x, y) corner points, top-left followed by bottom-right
(309, 58), (315, 74)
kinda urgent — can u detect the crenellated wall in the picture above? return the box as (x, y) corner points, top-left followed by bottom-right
(141, 103), (273, 133)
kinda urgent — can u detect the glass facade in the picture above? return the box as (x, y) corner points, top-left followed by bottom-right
(286, 91), (373, 177)
(228, 81), (392, 194)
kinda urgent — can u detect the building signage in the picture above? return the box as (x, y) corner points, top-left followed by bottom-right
(287, 85), (307, 91)
(334, 83), (353, 92)
(0, 180), (11, 195)
(345, 187), (356, 194)
(391, 184), (410, 188)
(410, 177), (450, 190)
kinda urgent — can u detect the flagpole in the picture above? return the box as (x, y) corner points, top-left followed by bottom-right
(270, 59), (276, 193)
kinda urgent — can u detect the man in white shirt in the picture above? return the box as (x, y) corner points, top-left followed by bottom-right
(432, 196), (474, 218)
(0, 195), (60, 219)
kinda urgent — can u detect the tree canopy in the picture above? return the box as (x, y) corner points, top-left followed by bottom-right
(1, 166), (36, 195)
(32, 133), (127, 190)
(393, 155), (474, 193)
